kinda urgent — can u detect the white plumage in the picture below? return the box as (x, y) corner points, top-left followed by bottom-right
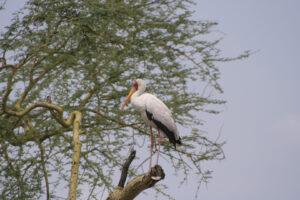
(121, 79), (181, 171)
(132, 92), (180, 143)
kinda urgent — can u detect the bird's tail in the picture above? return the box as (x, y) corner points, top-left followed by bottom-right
(173, 136), (182, 149)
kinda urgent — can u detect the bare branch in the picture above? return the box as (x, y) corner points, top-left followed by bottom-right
(118, 149), (136, 188)
(107, 165), (165, 200)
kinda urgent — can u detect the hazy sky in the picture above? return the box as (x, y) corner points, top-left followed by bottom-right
(194, 1), (300, 200)
(1, 1), (299, 200)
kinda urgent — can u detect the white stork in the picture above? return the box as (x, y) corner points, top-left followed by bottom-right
(121, 79), (181, 170)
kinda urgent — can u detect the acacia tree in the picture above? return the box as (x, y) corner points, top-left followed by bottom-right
(0, 0), (248, 199)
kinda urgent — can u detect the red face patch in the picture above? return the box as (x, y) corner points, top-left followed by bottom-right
(132, 80), (138, 90)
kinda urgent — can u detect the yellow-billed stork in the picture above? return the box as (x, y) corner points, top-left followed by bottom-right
(121, 79), (181, 171)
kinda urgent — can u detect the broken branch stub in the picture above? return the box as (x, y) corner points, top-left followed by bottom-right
(107, 165), (165, 200)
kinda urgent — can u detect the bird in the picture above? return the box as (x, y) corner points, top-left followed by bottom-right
(121, 79), (181, 172)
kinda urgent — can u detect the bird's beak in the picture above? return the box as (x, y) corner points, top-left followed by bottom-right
(120, 87), (136, 111)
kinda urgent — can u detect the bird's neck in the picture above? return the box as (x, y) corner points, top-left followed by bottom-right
(131, 90), (142, 99)
(131, 91), (145, 110)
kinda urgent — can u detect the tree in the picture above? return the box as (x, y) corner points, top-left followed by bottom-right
(0, 0), (248, 199)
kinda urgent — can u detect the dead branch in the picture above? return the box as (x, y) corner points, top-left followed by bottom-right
(107, 151), (165, 200)
(118, 150), (136, 188)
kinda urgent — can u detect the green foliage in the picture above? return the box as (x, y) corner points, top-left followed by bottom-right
(0, 0), (248, 199)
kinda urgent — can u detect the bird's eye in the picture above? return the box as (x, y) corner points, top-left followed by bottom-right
(132, 81), (138, 90)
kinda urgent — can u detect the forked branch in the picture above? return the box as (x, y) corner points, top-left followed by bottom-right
(107, 151), (165, 200)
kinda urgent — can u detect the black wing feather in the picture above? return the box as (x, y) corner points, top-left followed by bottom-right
(146, 110), (181, 148)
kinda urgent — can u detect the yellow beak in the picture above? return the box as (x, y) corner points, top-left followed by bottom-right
(120, 87), (136, 111)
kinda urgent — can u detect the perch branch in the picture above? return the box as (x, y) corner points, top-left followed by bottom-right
(107, 154), (165, 200)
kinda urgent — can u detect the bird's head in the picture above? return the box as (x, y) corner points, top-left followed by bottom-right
(120, 79), (146, 111)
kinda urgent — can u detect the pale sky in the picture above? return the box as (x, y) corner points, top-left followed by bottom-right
(194, 0), (300, 200)
(1, 1), (299, 200)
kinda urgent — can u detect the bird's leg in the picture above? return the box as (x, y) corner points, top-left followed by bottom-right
(156, 129), (161, 165)
(149, 127), (154, 170)
(151, 128), (162, 181)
